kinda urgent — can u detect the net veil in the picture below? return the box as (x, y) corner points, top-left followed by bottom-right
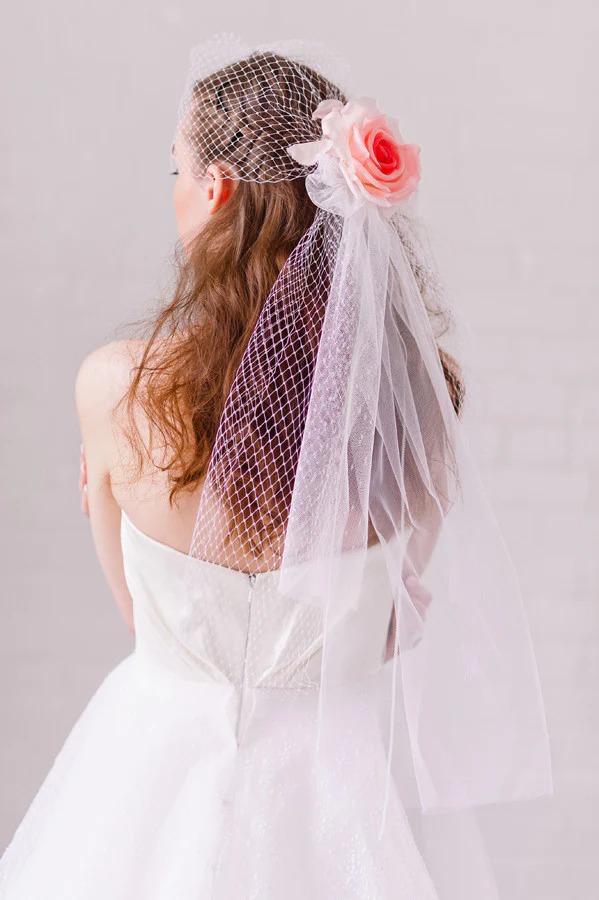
(171, 34), (553, 836)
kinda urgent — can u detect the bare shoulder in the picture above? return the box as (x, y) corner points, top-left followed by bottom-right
(75, 338), (150, 484)
(75, 339), (145, 422)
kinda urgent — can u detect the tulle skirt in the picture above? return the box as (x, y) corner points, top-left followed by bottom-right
(0, 653), (497, 899)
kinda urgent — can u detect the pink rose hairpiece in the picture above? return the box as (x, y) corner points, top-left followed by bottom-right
(287, 97), (421, 208)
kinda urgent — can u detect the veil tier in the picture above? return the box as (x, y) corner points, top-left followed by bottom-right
(170, 34), (553, 831)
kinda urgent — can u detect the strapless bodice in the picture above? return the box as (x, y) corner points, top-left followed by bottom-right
(120, 511), (394, 693)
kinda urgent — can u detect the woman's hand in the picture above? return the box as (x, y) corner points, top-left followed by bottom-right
(79, 443), (90, 516)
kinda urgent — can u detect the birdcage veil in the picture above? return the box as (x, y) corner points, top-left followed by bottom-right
(170, 33), (552, 836)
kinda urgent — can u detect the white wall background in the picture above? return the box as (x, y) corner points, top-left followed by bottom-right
(1, 2), (597, 897)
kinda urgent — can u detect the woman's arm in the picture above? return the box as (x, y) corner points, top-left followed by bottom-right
(75, 343), (134, 634)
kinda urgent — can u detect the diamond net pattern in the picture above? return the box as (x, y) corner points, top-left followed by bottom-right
(172, 35), (348, 183)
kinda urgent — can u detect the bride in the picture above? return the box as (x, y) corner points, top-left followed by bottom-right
(0, 36), (552, 899)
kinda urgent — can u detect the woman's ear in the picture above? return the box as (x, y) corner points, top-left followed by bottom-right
(205, 164), (237, 214)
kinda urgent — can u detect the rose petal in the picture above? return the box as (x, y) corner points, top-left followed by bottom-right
(348, 123), (370, 164)
(312, 98), (343, 121)
(369, 131), (400, 174)
(287, 138), (331, 166)
(343, 97), (381, 128)
(320, 111), (352, 161)
(379, 113), (403, 144)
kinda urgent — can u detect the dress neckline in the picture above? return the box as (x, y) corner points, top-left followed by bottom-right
(120, 509), (385, 583)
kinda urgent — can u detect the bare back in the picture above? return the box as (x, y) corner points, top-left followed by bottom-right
(83, 338), (380, 570)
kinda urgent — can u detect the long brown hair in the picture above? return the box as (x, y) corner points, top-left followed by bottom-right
(121, 53), (464, 510)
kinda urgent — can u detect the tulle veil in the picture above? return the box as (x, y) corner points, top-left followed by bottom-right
(171, 32), (552, 875)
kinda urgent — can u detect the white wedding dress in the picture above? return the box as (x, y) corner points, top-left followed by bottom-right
(0, 511), (496, 899)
